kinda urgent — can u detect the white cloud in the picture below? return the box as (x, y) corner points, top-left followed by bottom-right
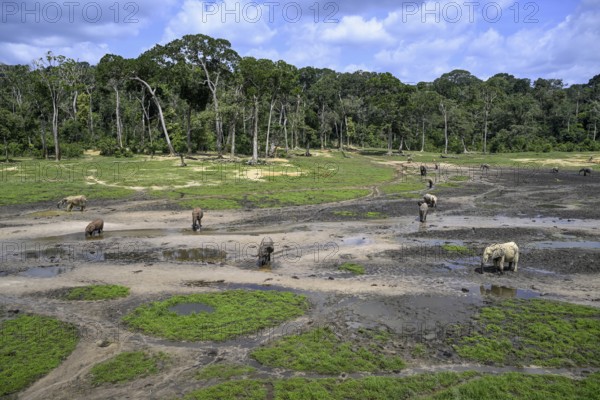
(162, 0), (277, 47)
(321, 15), (394, 45)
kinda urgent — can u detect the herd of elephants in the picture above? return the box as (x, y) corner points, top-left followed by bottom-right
(51, 159), (578, 275)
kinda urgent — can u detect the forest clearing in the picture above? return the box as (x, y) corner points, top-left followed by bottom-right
(1, 151), (600, 399)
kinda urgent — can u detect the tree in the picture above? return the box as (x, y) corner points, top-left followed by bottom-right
(32, 52), (78, 160)
(173, 34), (240, 157)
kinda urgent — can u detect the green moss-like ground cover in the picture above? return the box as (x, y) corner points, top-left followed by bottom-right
(122, 290), (308, 341)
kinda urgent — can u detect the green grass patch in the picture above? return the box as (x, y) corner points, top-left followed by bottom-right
(338, 262), (366, 275)
(441, 244), (475, 256)
(196, 363), (256, 380)
(333, 210), (358, 217)
(122, 290), (308, 341)
(89, 351), (169, 385)
(332, 210), (387, 219)
(182, 379), (267, 400)
(178, 371), (600, 400)
(63, 285), (130, 301)
(180, 372), (479, 400)
(455, 299), (600, 367)
(1, 153), (393, 209)
(429, 372), (600, 400)
(0, 315), (79, 396)
(251, 327), (405, 374)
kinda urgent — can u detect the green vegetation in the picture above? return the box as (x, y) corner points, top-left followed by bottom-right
(333, 210), (387, 219)
(178, 372), (600, 400)
(0, 153), (386, 209)
(0, 315), (79, 396)
(442, 244), (475, 256)
(251, 327), (405, 374)
(196, 363), (256, 380)
(63, 284), (130, 301)
(89, 351), (169, 385)
(122, 290), (308, 341)
(455, 299), (600, 367)
(338, 262), (366, 275)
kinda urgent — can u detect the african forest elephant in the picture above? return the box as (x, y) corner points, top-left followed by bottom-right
(418, 201), (428, 223)
(426, 178), (434, 189)
(423, 193), (437, 208)
(85, 219), (104, 237)
(420, 165), (427, 176)
(258, 237), (275, 267)
(192, 208), (204, 231)
(579, 168), (592, 176)
(481, 242), (519, 274)
(58, 195), (87, 212)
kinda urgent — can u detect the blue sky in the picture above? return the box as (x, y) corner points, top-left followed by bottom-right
(1, 0), (598, 85)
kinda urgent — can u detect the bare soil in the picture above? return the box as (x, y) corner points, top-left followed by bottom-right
(1, 166), (600, 399)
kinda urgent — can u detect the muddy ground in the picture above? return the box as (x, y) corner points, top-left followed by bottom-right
(1, 166), (600, 399)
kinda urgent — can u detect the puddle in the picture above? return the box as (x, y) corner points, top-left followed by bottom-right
(340, 237), (372, 246)
(527, 241), (600, 250)
(162, 248), (227, 263)
(169, 303), (215, 315)
(478, 284), (540, 299)
(19, 266), (71, 278)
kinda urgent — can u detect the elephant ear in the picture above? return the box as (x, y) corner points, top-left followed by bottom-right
(492, 248), (505, 258)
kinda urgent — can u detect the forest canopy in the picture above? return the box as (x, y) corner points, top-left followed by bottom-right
(1, 33), (599, 162)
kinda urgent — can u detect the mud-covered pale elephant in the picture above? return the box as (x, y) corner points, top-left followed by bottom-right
(85, 219), (104, 237)
(481, 242), (519, 274)
(257, 237), (275, 267)
(192, 208), (204, 231)
(423, 193), (437, 208)
(418, 201), (428, 223)
(57, 195), (87, 212)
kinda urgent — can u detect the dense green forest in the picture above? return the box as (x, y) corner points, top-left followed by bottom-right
(1, 33), (599, 162)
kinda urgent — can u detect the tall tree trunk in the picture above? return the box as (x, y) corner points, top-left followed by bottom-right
(282, 103), (289, 154)
(87, 88), (94, 141)
(265, 99), (275, 157)
(52, 97), (61, 161)
(421, 117), (425, 152)
(40, 117), (48, 159)
(186, 105), (192, 154)
(115, 87), (123, 148)
(72, 91), (78, 120)
(230, 117), (236, 157)
(132, 77), (175, 155)
(440, 101), (448, 154)
(252, 95), (259, 163)
(386, 125), (393, 156)
(319, 103), (326, 150)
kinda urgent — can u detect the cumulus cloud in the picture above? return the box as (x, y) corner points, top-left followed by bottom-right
(162, 0), (277, 47)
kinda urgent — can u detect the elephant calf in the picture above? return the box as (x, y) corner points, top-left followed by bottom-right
(480, 164), (490, 171)
(423, 193), (437, 208)
(258, 237), (275, 267)
(552, 167), (559, 173)
(58, 195), (87, 212)
(481, 242), (519, 274)
(420, 165), (427, 176)
(85, 218), (104, 237)
(418, 201), (428, 222)
(426, 178), (434, 189)
(192, 208), (204, 231)
(579, 168), (592, 176)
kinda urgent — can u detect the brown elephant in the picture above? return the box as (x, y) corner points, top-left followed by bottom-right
(192, 208), (204, 231)
(85, 219), (104, 237)
(418, 201), (428, 223)
(258, 237), (275, 267)
(57, 195), (87, 212)
(579, 168), (592, 176)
